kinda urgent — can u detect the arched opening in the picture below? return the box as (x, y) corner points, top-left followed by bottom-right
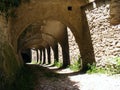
(9, 0), (95, 71)
(21, 49), (31, 63)
(17, 19), (81, 68)
(67, 27), (80, 64)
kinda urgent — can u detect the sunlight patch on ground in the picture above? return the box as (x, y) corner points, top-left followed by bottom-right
(55, 68), (74, 74)
(68, 74), (120, 90)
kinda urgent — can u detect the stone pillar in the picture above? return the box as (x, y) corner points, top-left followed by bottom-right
(79, 7), (95, 71)
(39, 49), (43, 64)
(61, 30), (70, 68)
(43, 48), (46, 64)
(47, 46), (51, 64)
(53, 44), (59, 62)
(110, 0), (120, 25)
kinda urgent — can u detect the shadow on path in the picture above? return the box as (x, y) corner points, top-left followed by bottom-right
(11, 64), (81, 90)
(28, 64), (80, 90)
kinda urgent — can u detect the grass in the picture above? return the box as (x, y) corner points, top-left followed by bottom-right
(87, 57), (120, 75)
(69, 57), (81, 72)
(53, 61), (63, 68)
(31, 60), (37, 64)
(87, 63), (107, 74)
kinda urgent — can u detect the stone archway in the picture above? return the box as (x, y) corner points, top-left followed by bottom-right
(10, 0), (95, 70)
(17, 20), (70, 67)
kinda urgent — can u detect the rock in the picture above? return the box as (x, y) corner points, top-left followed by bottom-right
(116, 43), (120, 48)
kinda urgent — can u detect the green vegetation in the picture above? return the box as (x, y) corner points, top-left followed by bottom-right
(87, 63), (106, 74)
(53, 61), (63, 68)
(87, 57), (120, 75)
(69, 59), (81, 72)
(31, 60), (37, 64)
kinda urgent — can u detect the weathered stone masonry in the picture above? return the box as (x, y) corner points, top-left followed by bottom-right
(0, 16), (22, 89)
(0, 0), (120, 89)
(10, 0), (95, 69)
(58, 0), (120, 65)
(84, 0), (120, 65)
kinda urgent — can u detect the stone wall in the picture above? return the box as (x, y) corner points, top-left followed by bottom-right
(84, 0), (120, 65)
(0, 15), (22, 89)
(0, 16), (7, 42)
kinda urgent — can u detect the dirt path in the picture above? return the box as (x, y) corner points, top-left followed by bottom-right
(30, 65), (79, 90)
(27, 64), (120, 90)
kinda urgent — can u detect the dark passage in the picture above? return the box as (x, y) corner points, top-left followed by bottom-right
(21, 49), (31, 63)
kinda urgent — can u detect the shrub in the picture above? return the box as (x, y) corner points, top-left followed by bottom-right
(87, 57), (120, 75)
(69, 58), (81, 72)
(54, 61), (63, 68)
(87, 63), (106, 74)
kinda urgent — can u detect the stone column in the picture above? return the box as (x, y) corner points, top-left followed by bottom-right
(39, 49), (43, 64)
(61, 30), (70, 68)
(47, 46), (51, 64)
(78, 7), (95, 71)
(110, 0), (120, 25)
(43, 48), (46, 64)
(53, 44), (59, 63)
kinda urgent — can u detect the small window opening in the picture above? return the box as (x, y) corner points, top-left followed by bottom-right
(68, 6), (72, 11)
